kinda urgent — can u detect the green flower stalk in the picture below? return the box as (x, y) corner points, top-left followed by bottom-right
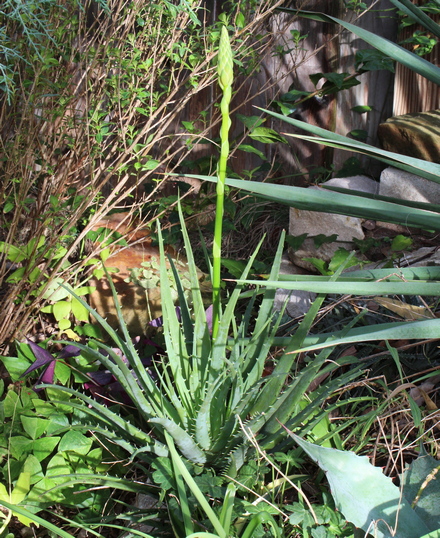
(212, 24), (233, 340)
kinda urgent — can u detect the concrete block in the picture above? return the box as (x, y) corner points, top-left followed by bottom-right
(273, 253), (316, 318)
(379, 166), (440, 204)
(288, 176), (375, 271)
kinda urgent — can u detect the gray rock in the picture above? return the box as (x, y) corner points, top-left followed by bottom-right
(324, 175), (379, 194)
(289, 176), (371, 271)
(379, 166), (440, 204)
(273, 254), (316, 318)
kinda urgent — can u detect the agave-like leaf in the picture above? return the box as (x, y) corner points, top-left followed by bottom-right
(238, 230), (286, 387)
(277, 266), (440, 282)
(323, 185), (440, 214)
(182, 174), (440, 231)
(250, 255), (354, 417)
(42, 385), (168, 457)
(388, 0), (440, 40)
(298, 318), (440, 352)
(150, 417), (206, 465)
(258, 106), (440, 184)
(210, 236), (265, 372)
(237, 278), (440, 296)
(278, 7), (440, 85)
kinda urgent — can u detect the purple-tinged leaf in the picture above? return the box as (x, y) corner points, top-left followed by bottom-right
(41, 361), (56, 385)
(205, 305), (213, 333)
(58, 345), (80, 359)
(149, 316), (163, 328)
(85, 371), (114, 386)
(21, 339), (55, 378)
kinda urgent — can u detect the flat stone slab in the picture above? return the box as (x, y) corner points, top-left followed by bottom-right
(379, 166), (440, 204)
(273, 254), (316, 318)
(288, 176), (377, 271)
(378, 109), (440, 163)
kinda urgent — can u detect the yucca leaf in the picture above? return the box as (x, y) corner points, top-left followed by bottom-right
(177, 203), (211, 387)
(298, 317), (440, 352)
(210, 237), (264, 372)
(278, 7), (440, 85)
(256, 107), (440, 184)
(250, 256), (354, 415)
(239, 231), (285, 386)
(323, 185), (440, 214)
(265, 359), (362, 451)
(276, 266), (440, 282)
(181, 174), (440, 231)
(238, 278), (440, 296)
(389, 0), (440, 40)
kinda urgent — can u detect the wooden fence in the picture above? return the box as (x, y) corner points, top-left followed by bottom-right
(176, 0), (399, 187)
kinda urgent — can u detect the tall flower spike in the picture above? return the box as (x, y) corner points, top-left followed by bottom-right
(212, 24), (234, 339)
(218, 25), (233, 92)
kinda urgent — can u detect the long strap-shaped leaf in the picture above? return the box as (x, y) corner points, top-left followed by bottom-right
(276, 266), (440, 281)
(278, 7), (440, 85)
(298, 317), (440, 352)
(257, 107), (440, 185)
(41, 386), (168, 456)
(182, 174), (440, 231)
(237, 278), (440, 296)
(389, 0), (440, 40)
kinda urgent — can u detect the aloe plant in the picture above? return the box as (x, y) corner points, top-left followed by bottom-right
(39, 205), (360, 475)
(32, 23), (365, 477)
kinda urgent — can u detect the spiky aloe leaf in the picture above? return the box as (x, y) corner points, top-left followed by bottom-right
(42, 385), (168, 457)
(150, 417), (206, 465)
(187, 173), (440, 231)
(289, 433), (430, 538)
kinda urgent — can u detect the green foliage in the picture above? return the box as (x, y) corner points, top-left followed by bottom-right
(0, 0), (279, 345)
(181, 1), (440, 352)
(0, 384), (113, 535)
(304, 248), (363, 276)
(44, 206), (359, 476)
(289, 434), (440, 538)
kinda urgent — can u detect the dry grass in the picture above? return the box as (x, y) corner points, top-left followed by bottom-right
(0, 0), (290, 349)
